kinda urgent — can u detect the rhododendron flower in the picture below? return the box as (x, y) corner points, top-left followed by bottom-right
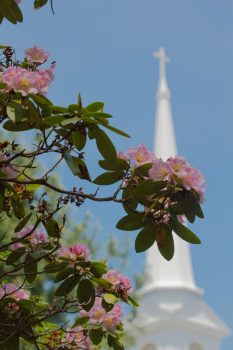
(148, 158), (170, 181)
(149, 156), (206, 202)
(57, 243), (90, 262)
(0, 283), (30, 301)
(103, 270), (132, 292)
(14, 0), (21, 4)
(81, 298), (122, 331)
(65, 326), (92, 349)
(0, 153), (18, 178)
(124, 144), (155, 166)
(25, 46), (49, 64)
(1, 64), (55, 96)
(12, 225), (47, 250)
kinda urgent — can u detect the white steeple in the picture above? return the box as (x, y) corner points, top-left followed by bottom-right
(128, 48), (230, 350)
(143, 47), (198, 293)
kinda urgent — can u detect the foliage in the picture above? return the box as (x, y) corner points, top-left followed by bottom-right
(0, 4), (206, 349)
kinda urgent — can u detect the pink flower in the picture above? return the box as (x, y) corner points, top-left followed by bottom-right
(25, 46), (49, 64)
(1, 64), (55, 96)
(57, 243), (90, 262)
(0, 283), (30, 301)
(149, 156), (206, 202)
(126, 144), (155, 166)
(81, 298), (122, 331)
(13, 225), (47, 248)
(73, 243), (91, 261)
(65, 326), (92, 349)
(148, 158), (170, 181)
(167, 157), (206, 202)
(103, 270), (132, 292)
(0, 153), (18, 178)
(14, 0), (21, 4)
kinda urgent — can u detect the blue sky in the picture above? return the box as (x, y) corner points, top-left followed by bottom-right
(1, 1), (233, 348)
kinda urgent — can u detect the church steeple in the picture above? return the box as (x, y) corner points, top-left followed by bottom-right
(143, 47), (198, 293)
(128, 48), (230, 350)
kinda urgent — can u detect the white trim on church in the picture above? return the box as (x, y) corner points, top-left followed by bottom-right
(128, 48), (230, 350)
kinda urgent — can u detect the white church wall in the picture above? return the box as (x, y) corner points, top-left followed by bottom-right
(133, 327), (221, 350)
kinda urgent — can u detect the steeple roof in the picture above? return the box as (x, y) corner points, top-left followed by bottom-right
(143, 47), (198, 293)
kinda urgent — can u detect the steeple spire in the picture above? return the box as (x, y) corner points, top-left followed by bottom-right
(143, 48), (198, 293)
(153, 47), (170, 81)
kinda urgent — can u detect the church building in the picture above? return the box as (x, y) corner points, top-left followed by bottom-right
(129, 48), (230, 350)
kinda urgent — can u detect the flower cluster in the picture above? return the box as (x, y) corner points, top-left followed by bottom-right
(81, 297), (122, 331)
(0, 46), (54, 96)
(65, 326), (92, 349)
(149, 156), (206, 202)
(119, 144), (206, 201)
(0, 283), (30, 301)
(0, 153), (18, 178)
(103, 270), (132, 294)
(57, 243), (91, 262)
(12, 225), (47, 250)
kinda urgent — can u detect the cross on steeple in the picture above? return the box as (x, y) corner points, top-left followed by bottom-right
(153, 47), (170, 80)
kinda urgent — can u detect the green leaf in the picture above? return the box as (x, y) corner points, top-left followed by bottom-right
(30, 94), (53, 107)
(44, 115), (65, 126)
(72, 316), (90, 327)
(54, 268), (73, 283)
(27, 99), (42, 127)
(122, 185), (138, 214)
(135, 222), (157, 253)
(14, 212), (32, 232)
(186, 191), (204, 219)
(86, 112), (112, 119)
(102, 124), (130, 138)
(55, 275), (80, 296)
(7, 102), (29, 123)
(72, 131), (86, 151)
(12, 200), (25, 219)
(95, 128), (117, 162)
(134, 163), (153, 177)
(107, 335), (124, 350)
(135, 180), (167, 197)
(90, 261), (107, 277)
(86, 102), (104, 112)
(173, 222), (201, 244)
(89, 328), (103, 345)
(99, 159), (128, 171)
(0, 0), (23, 24)
(24, 253), (37, 283)
(155, 224), (174, 261)
(127, 295), (139, 307)
(116, 214), (144, 231)
(64, 153), (80, 176)
(103, 293), (118, 304)
(6, 248), (25, 265)
(3, 120), (36, 132)
(43, 218), (60, 238)
(65, 154), (91, 181)
(17, 299), (34, 311)
(101, 298), (114, 312)
(92, 277), (112, 289)
(77, 279), (95, 311)
(93, 171), (122, 185)
(34, 0), (49, 10)
(48, 106), (70, 113)
(44, 261), (68, 273)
